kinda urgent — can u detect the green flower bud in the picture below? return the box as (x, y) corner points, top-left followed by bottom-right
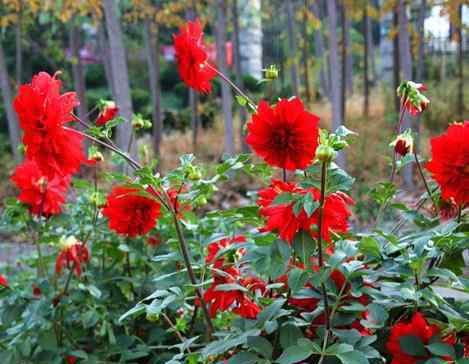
(264, 65), (279, 80)
(315, 144), (336, 163)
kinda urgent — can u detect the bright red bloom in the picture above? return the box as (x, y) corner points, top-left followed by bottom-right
(438, 197), (459, 221)
(32, 283), (41, 298)
(206, 236), (246, 268)
(55, 237), (90, 277)
(0, 274), (8, 288)
(246, 98), (320, 170)
(173, 19), (217, 93)
(257, 179), (354, 244)
(11, 159), (70, 216)
(426, 122), (469, 206)
(14, 72), (86, 178)
(146, 233), (162, 247)
(103, 186), (161, 237)
(96, 101), (119, 126)
(166, 187), (192, 217)
(65, 355), (78, 364)
(233, 297), (262, 319)
(386, 312), (440, 364)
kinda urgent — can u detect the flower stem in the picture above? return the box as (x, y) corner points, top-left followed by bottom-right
(390, 105), (406, 183)
(413, 150), (438, 213)
(317, 161), (330, 331)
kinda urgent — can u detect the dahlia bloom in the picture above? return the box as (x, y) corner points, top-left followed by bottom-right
(13, 72), (86, 178)
(11, 159), (70, 217)
(206, 236), (246, 268)
(397, 81), (429, 116)
(390, 130), (414, 157)
(55, 236), (90, 277)
(246, 98), (320, 170)
(102, 186), (161, 237)
(257, 179), (354, 244)
(425, 121), (469, 206)
(386, 312), (440, 364)
(0, 274), (8, 288)
(173, 19), (217, 93)
(96, 101), (119, 126)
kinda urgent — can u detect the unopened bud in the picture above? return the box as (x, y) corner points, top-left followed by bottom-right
(315, 145), (336, 163)
(264, 65), (279, 80)
(89, 150), (104, 162)
(132, 115), (145, 129)
(390, 131), (414, 156)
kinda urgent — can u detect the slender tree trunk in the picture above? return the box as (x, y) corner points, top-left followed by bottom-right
(216, 0), (235, 156)
(102, 0), (135, 157)
(392, 8), (400, 113)
(340, 4), (347, 122)
(15, 3), (22, 86)
(398, 0), (414, 190)
(70, 24), (89, 125)
(143, 18), (163, 159)
(345, 9), (353, 94)
(302, 1), (312, 103)
(0, 44), (21, 161)
(456, 4), (463, 119)
(97, 25), (115, 98)
(232, 0), (249, 152)
(311, 0), (329, 98)
(286, 0), (300, 96)
(326, 0), (345, 168)
(416, 0), (426, 82)
(363, 6), (370, 117)
(367, 14), (376, 84)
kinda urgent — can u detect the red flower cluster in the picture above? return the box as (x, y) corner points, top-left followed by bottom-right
(55, 237), (90, 277)
(203, 236), (263, 319)
(397, 81), (429, 116)
(426, 121), (469, 206)
(0, 274), (8, 288)
(96, 101), (119, 126)
(257, 179), (354, 244)
(386, 312), (442, 364)
(246, 98), (320, 170)
(173, 19), (217, 93)
(12, 72), (87, 216)
(102, 186), (161, 237)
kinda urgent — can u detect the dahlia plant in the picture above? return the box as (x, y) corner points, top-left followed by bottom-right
(0, 19), (468, 364)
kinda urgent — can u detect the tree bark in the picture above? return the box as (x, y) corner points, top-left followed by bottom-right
(398, 0), (414, 190)
(97, 24), (115, 98)
(232, 0), (249, 152)
(310, 0), (329, 99)
(0, 44), (21, 161)
(302, 1), (312, 103)
(286, 0), (300, 96)
(456, 4), (463, 119)
(70, 24), (89, 125)
(416, 0), (426, 82)
(143, 18), (163, 159)
(15, 3), (22, 86)
(102, 0), (135, 157)
(216, 0), (235, 156)
(326, 0), (345, 168)
(393, 8), (400, 113)
(340, 4), (347, 122)
(345, 8), (353, 94)
(367, 14), (376, 84)
(363, 6), (370, 117)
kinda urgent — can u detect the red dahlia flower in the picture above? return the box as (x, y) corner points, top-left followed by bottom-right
(386, 312), (440, 364)
(426, 121), (469, 206)
(257, 179), (354, 244)
(102, 186), (161, 237)
(13, 72), (86, 178)
(206, 236), (246, 268)
(397, 81), (429, 116)
(11, 159), (70, 217)
(96, 101), (119, 126)
(390, 130), (414, 157)
(55, 236), (90, 277)
(246, 98), (320, 170)
(173, 19), (217, 93)
(0, 274), (8, 288)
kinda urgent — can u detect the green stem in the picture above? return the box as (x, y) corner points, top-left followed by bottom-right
(413, 151), (438, 213)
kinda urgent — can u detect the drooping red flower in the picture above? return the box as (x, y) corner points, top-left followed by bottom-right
(0, 274), (8, 288)
(386, 312), (440, 364)
(102, 186), (161, 237)
(206, 236), (246, 268)
(390, 130), (414, 157)
(96, 101), (119, 126)
(246, 98), (320, 170)
(14, 72), (86, 177)
(173, 19), (217, 93)
(397, 81), (429, 117)
(55, 237), (90, 277)
(11, 159), (70, 216)
(257, 179), (354, 244)
(426, 121), (469, 206)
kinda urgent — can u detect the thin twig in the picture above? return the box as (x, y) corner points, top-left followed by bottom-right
(413, 150), (438, 213)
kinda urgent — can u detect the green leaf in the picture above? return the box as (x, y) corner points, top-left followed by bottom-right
(303, 193), (319, 217)
(247, 336), (273, 359)
(337, 351), (369, 364)
(235, 95), (247, 106)
(272, 192), (294, 206)
(276, 345), (313, 364)
(287, 268), (309, 294)
(360, 303), (388, 329)
(358, 237), (381, 258)
(279, 324), (304, 350)
(227, 352), (260, 364)
(400, 335), (427, 357)
(426, 343), (456, 359)
(292, 231), (316, 264)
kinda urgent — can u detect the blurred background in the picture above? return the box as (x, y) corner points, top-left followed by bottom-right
(0, 0), (467, 223)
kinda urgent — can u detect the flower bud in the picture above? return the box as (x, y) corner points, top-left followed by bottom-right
(89, 150), (104, 163)
(132, 115), (145, 129)
(264, 65), (279, 80)
(146, 313), (160, 322)
(315, 144), (336, 163)
(390, 131), (413, 156)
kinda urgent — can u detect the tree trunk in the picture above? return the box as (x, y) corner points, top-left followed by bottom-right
(340, 4), (347, 122)
(416, 0), (426, 82)
(286, 0), (300, 96)
(70, 24), (89, 125)
(143, 18), (163, 159)
(0, 44), (21, 161)
(238, 0), (263, 79)
(310, 0), (329, 99)
(345, 9), (353, 94)
(456, 4), (463, 119)
(102, 0), (135, 156)
(216, 0), (235, 156)
(302, 1), (312, 103)
(97, 25), (115, 98)
(392, 8), (400, 113)
(363, 6), (370, 117)
(15, 4), (22, 86)
(326, 0), (345, 168)
(232, 0), (249, 152)
(398, 0), (414, 190)
(367, 14), (376, 84)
